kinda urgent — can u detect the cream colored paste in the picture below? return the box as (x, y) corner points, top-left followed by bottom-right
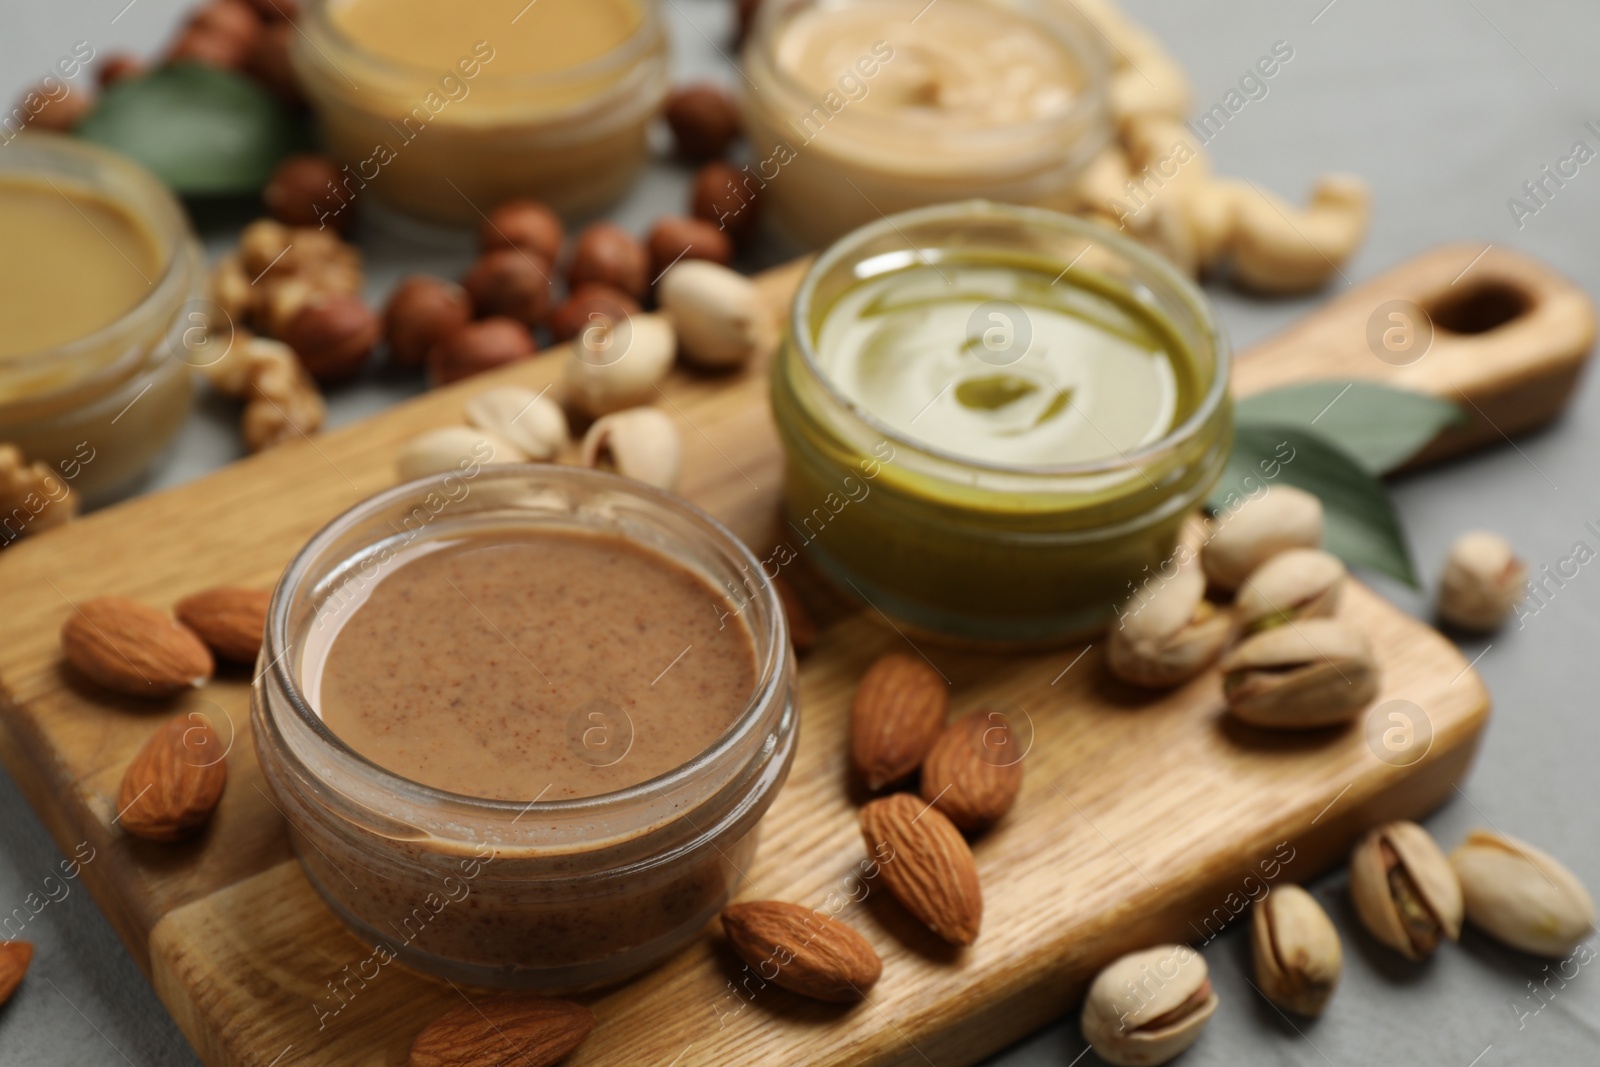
(773, 0), (1078, 131)
(0, 177), (158, 359)
(330, 0), (642, 78)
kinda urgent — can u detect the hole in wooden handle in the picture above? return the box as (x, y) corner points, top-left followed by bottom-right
(1423, 280), (1533, 335)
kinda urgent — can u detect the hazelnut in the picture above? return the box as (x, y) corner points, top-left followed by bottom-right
(14, 84), (93, 133)
(664, 83), (742, 161)
(568, 223), (650, 300)
(188, 0), (263, 48)
(462, 249), (554, 328)
(691, 161), (760, 243)
(245, 20), (303, 106)
(647, 216), (734, 278)
(166, 27), (251, 70)
(97, 54), (144, 89)
(549, 284), (641, 343)
(283, 295), (380, 383)
(241, 0), (300, 20)
(264, 154), (349, 231)
(479, 199), (565, 262)
(427, 318), (537, 386)
(384, 276), (473, 369)
(736, 0), (764, 44)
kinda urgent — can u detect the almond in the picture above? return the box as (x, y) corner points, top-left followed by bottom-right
(409, 996), (595, 1067)
(61, 597), (214, 697)
(850, 653), (947, 790)
(860, 792), (982, 945)
(721, 900), (882, 1003)
(0, 940), (32, 1006)
(175, 587), (272, 665)
(118, 715), (229, 842)
(920, 710), (1024, 831)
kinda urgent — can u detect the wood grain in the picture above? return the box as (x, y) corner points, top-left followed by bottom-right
(0, 243), (1580, 1067)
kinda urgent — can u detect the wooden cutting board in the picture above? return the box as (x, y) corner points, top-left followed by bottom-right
(0, 243), (1589, 1067)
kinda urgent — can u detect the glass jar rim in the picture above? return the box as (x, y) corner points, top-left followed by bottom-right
(0, 134), (194, 385)
(263, 464), (791, 820)
(789, 199), (1232, 479)
(301, 0), (668, 92)
(747, 0), (1110, 148)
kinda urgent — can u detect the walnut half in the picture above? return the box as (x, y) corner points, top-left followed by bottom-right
(0, 443), (78, 545)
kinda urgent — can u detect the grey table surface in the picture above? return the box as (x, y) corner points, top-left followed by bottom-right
(4, 0), (1600, 1064)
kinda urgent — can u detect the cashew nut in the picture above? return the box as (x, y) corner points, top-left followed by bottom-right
(1229, 174), (1371, 294)
(1072, 146), (1133, 219)
(1107, 27), (1192, 122)
(1182, 178), (1247, 272)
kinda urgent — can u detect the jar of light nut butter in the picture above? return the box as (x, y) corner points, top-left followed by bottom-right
(253, 467), (798, 990)
(0, 134), (204, 501)
(741, 0), (1111, 248)
(772, 202), (1232, 645)
(293, 0), (670, 224)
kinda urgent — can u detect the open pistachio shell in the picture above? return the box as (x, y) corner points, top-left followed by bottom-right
(1350, 821), (1462, 960)
(1108, 565), (1233, 688)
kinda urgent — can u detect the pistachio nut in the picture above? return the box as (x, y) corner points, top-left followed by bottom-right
(396, 426), (527, 482)
(1081, 944), (1217, 1067)
(561, 312), (676, 418)
(657, 259), (776, 369)
(464, 385), (570, 461)
(1437, 531), (1527, 632)
(1350, 820), (1463, 960)
(1219, 619), (1378, 728)
(581, 407), (682, 490)
(1450, 830), (1595, 957)
(1107, 564), (1233, 688)
(1252, 884), (1341, 1016)
(1202, 485), (1324, 591)
(1235, 548), (1345, 633)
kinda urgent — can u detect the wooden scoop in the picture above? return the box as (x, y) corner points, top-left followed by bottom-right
(1231, 242), (1597, 466)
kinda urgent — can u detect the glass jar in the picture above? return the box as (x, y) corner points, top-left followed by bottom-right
(292, 0), (670, 225)
(771, 201), (1232, 645)
(0, 134), (203, 500)
(740, 0), (1110, 248)
(252, 466), (797, 990)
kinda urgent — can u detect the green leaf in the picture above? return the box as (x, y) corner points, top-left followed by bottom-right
(1234, 381), (1465, 475)
(1209, 423), (1418, 587)
(76, 63), (309, 197)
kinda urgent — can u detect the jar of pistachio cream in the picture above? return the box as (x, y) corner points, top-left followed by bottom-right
(771, 201), (1233, 645)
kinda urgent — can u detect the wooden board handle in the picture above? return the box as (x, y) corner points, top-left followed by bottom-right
(1231, 243), (1597, 465)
